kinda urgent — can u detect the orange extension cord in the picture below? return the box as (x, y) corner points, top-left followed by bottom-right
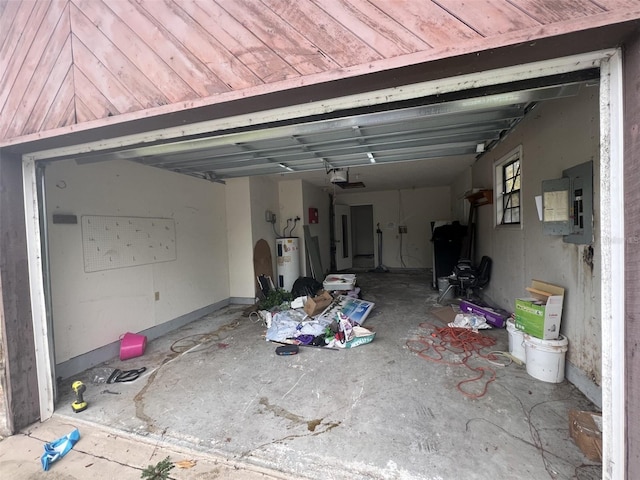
(406, 322), (499, 399)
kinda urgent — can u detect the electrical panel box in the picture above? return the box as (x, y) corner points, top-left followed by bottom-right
(541, 161), (593, 245)
(563, 161), (593, 245)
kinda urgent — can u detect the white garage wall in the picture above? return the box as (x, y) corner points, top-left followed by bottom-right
(302, 181), (331, 277)
(250, 176), (280, 251)
(336, 186), (451, 269)
(46, 159), (229, 365)
(470, 85), (602, 401)
(226, 176), (281, 300)
(278, 179), (304, 238)
(450, 167), (472, 223)
(250, 176), (280, 293)
(226, 177), (253, 300)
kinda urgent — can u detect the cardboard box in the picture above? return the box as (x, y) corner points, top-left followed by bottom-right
(459, 300), (509, 328)
(432, 306), (457, 325)
(569, 410), (602, 462)
(515, 280), (564, 339)
(304, 290), (333, 317)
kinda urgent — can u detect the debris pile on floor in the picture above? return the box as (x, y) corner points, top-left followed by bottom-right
(257, 275), (376, 349)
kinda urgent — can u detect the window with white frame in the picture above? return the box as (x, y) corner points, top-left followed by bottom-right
(494, 147), (522, 226)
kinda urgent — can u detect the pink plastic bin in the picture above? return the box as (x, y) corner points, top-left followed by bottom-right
(119, 332), (147, 360)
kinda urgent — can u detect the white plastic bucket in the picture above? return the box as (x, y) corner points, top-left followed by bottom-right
(524, 334), (568, 383)
(506, 319), (526, 364)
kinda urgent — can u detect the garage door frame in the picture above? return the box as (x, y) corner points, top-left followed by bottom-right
(21, 49), (625, 479)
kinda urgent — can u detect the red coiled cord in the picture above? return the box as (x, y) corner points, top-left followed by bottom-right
(406, 322), (498, 399)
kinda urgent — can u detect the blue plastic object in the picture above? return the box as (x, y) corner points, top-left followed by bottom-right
(41, 428), (80, 471)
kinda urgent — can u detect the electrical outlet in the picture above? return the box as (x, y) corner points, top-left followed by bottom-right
(154, 291), (160, 301)
(264, 211), (276, 224)
(399, 225), (408, 234)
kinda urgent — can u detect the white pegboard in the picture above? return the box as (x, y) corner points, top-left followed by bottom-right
(81, 216), (176, 273)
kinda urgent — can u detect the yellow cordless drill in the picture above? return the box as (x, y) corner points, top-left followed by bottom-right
(71, 381), (87, 413)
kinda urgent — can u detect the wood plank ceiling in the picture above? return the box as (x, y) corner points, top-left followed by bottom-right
(1, 0), (640, 143)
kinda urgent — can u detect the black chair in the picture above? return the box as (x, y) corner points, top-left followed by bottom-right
(437, 256), (492, 303)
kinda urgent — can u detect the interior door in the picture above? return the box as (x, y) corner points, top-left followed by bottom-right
(334, 204), (352, 271)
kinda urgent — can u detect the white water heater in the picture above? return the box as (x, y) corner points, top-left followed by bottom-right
(276, 237), (300, 291)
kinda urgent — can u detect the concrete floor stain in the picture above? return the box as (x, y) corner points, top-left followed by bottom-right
(258, 397), (338, 433)
(306, 418), (322, 432)
(259, 397), (312, 427)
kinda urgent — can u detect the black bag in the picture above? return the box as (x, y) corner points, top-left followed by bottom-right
(291, 277), (323, 298)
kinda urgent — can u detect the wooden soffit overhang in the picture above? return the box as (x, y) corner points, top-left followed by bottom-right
(1, 2), (640, 156)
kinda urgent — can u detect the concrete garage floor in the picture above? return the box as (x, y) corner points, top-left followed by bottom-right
(47, 271), (600, 479)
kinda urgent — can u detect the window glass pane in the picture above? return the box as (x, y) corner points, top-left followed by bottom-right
(505, 178), (513, 192)
(496, 150), (522, 226)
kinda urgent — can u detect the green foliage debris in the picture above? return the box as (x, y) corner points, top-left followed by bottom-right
(141, 456), (174, 480)
(257, 288), (293, 311)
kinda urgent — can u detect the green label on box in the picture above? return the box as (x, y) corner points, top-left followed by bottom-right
(515, 299), (546, 338)
(516, 303), (544, 316)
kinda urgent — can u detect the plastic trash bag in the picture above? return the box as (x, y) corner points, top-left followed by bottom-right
(291, 277), (323, 298)
(448, 313), (491, 330)
(91, 367), (116, 384)
(266, 309), (332, 342)
(266, 309), (307, 341)
(41, 428), (80, 471)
